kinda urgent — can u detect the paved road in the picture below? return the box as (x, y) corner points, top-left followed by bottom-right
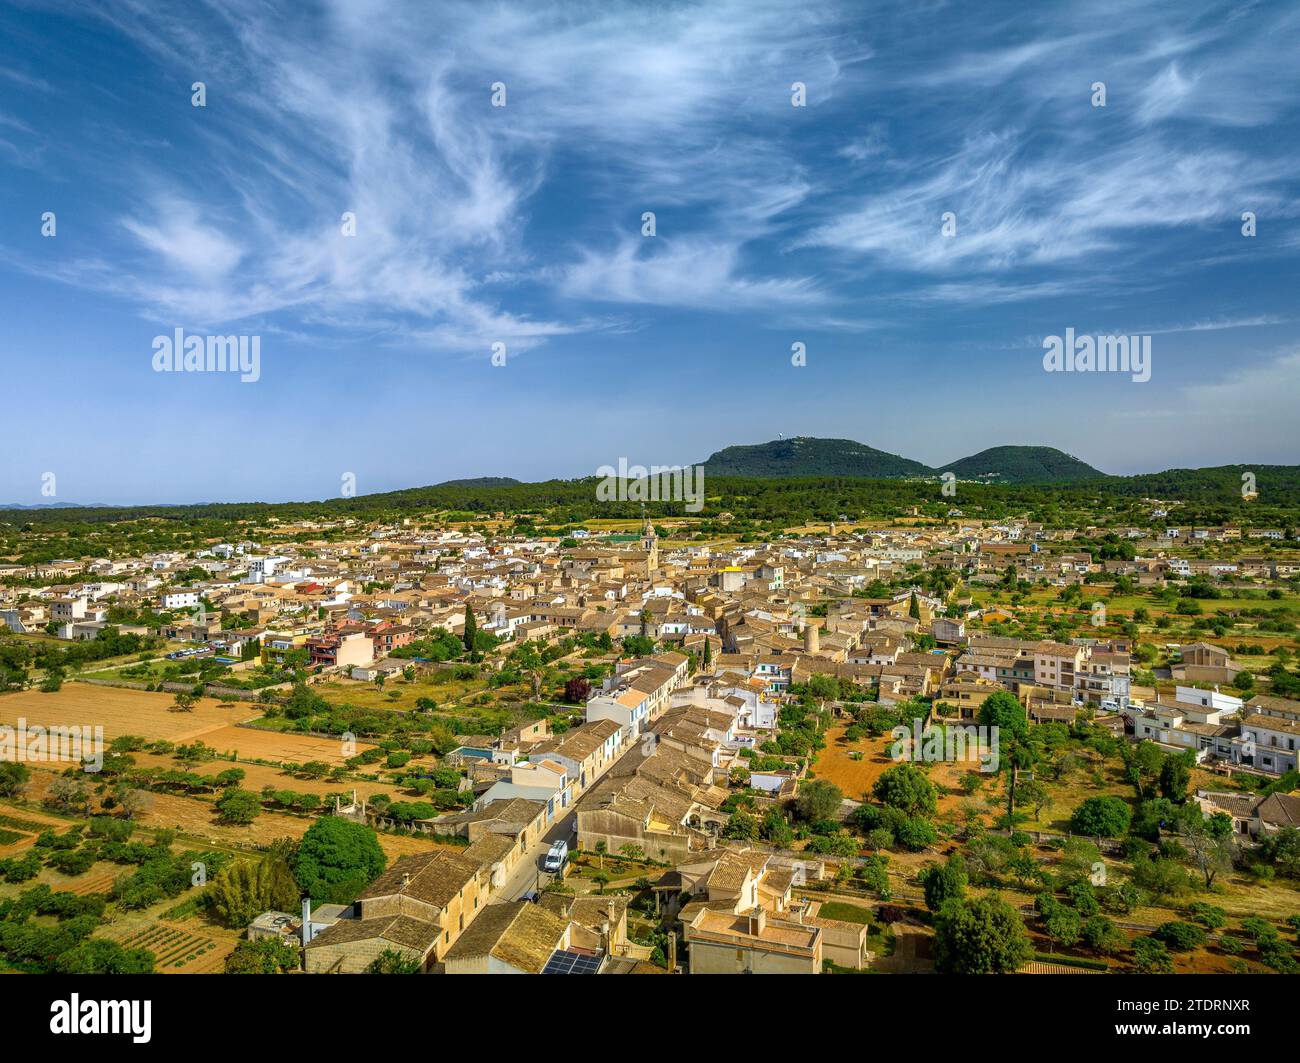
(495, 737), (653, 902)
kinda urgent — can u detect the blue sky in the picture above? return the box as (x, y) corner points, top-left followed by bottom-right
(1, 0), (1298, 505)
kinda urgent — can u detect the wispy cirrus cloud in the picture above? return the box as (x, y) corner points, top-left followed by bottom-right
(799, 133), (1288, 275)
(4, 0), (1300, 349)
(18, 0), (851, 343)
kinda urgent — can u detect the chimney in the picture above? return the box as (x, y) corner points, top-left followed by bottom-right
(749, 908), (767, 937)
(401, 872), (411, 889)
(301, 897), (312, 944)
(804, 625), (819, 654)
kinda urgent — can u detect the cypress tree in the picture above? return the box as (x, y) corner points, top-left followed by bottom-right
(463, 604), (477, 659)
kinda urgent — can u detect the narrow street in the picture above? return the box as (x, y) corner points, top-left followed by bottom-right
(494, 733), (653, 902)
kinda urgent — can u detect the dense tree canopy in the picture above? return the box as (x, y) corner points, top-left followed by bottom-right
(933, 894), (1032, 974)
(294, 818), (387, 905)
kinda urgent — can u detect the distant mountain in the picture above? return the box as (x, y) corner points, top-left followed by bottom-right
(938, 446), (1104, 484)
(699, 437), (1105, 484)
(433, 477), (521, 488)
(0, 501), (107, 509)
(1096, 464), (1300, 499)
(701, 437), (932, 479)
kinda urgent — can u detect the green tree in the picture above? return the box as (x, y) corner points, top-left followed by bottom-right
(1158, 754), (1192, 803)
(1016, 778), (1050, 821)
(1132, 937), (1175, 974)
(209, 854), (300, 928)
(977, 691), (1028, 740)
(722, 810), (760, 841)
(759, 808), (794, 847)
(215, 787), (261, 825)
(54, 938), (155, 974)
(462, 604), (477, 660)
(1175, 806), (1234, 888)
(933, 894), (1032, 974)
(795, 779), (844, 823)
(1154, 920), (1205, 951)
(366, 949), (422, 974)
(919, 855), (968, 912)
(1256, 826), (1300, 879)
(894, 815), (938, 852)
(1081, 915), (1124, 954)
(1188, 902), (1228, 930)
(294, 817), (387, 904)
(871, 763), (937, 817)
(1042, 903), (1082, 948)
(0, 762), (30, 797)
(225, 937), (300, 974)
(170, 690), (199, 713)
(1070, 795), (1132, 839)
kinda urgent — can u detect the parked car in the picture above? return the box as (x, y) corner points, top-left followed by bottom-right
(542, 840), (568, 873)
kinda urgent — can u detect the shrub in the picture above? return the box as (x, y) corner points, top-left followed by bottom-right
(1187, 902), (1227, 930)
(1132, 937), (1175, 974)
(1154, 921), (1205, 951)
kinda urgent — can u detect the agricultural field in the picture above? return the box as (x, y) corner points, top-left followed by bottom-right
(313, 669), (490, 713)
(310, 663), (595, 739)
(0, 681), (380, 766)
(122, 751), (393, 800)
(100, 918), (237, 974)
(965, 580), (1300, 664)
(191, 724), (372, 767)
(6, 761), (454, 865)
(10, 767), (324, 848)
(0, 807), (71, 855)
(0, 683), (254, 743)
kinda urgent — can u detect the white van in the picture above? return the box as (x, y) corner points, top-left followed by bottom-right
(542, 840), (568, 873)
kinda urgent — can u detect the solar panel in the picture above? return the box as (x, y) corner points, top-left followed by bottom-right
(542, 949), (602, 974)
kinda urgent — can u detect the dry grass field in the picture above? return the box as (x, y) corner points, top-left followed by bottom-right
(193, 724), (367, 766)
(123, 751), (392, 800)
(0, 683), (254, 742)
(7, 767), (451, 863)
(813, 725), (973, 814)
(1, 682), (449, 870)
(11, 767), (319, 847)
(0, 683), (376, 766)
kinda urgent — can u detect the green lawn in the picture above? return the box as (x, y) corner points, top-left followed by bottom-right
(817, 900), (874, 924)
